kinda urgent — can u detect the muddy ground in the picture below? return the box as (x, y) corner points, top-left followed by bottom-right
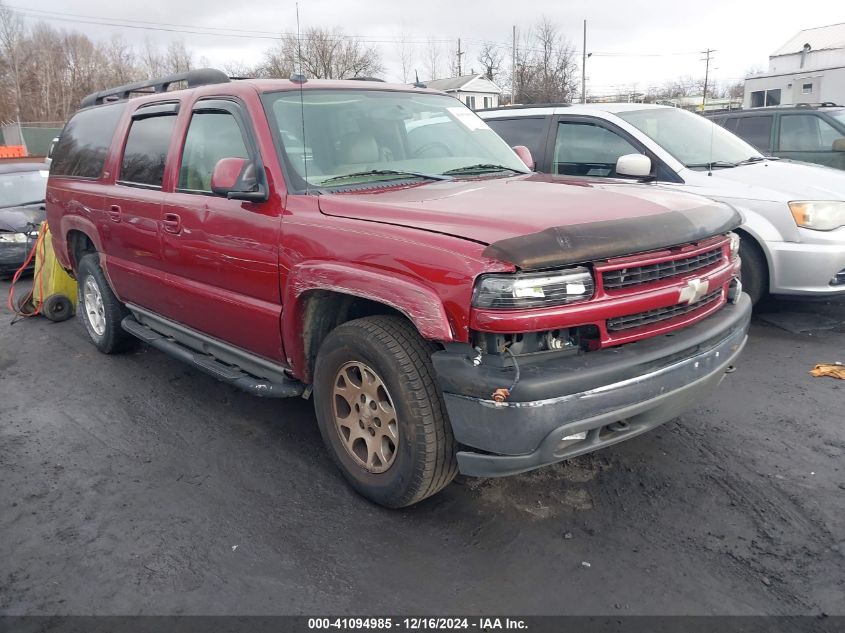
(1, 280), (843, 616)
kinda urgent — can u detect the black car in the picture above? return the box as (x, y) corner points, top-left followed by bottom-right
(0, 161), (48, 278)
(708, 104), (845, 170)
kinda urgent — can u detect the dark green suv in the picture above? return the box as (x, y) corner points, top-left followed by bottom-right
(709, 104), (845, 170)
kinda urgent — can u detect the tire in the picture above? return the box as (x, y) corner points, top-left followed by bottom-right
(313, 315), (458, 508)
(42, 294), (74, 322)
(738, 237), (768, 306)
(76, 253), (138, 354)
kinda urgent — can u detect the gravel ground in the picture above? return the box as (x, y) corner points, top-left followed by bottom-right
(1, 279), (843, 616)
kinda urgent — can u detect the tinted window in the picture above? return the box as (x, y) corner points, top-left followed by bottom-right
(722, 117), (740, 133)
(119, 115), (177, 187)
(735, 116), (773, 152)
(50, 103), (125, 179)
(553, 121), (639, 177)
(178, 112), (249, 192)
(751, 91), (765, 108)
(779, 114), (841, 152)
(485, 117), (548, 161)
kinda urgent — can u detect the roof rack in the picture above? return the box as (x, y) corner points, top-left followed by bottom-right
(80, 68), (230, 108)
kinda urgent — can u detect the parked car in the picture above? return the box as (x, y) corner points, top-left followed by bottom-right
(481, 103), (845, 304)
(47, 70), (750, 507)
(708, 104), (845, 171)
(0, 161), (48, 278)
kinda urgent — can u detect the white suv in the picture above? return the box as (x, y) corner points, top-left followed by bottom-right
(480, 103), (845, 304)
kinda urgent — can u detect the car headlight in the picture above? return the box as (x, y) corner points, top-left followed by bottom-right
(788, 201), (845, 231)
(728, 232), (740, 260)
(472, 266), (594, 309)
(0, 232), (29, 243)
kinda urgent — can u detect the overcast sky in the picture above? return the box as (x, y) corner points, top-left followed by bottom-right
(9, 0), (845, 95)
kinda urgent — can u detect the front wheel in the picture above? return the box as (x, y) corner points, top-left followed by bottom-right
(76, 253), (138, 354)
(313, 315), (458, 508)
(738, 238), (768, 306)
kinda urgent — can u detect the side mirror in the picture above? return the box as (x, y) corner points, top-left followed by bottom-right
(210, 157), (267, 202)
(616, 153), (652, 178)
(512, 145), (535, 170)
(832, 138), (845, 152)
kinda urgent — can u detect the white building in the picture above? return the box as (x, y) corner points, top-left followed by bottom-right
(424, 74), (502, 110)
(744, 23), (845, 108)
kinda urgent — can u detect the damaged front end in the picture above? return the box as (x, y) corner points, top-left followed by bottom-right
(432, 206), (750, 477)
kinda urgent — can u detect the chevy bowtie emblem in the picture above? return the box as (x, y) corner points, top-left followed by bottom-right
(678, 278), (709, 305)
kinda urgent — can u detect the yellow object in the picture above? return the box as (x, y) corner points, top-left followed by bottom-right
(33, 222), (77, 305)
(810, 363), (845, 381)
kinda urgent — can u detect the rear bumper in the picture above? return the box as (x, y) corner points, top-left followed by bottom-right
(432, 294), (751, 477)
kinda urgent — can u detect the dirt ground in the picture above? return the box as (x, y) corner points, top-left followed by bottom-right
(1, 279), (843, 616)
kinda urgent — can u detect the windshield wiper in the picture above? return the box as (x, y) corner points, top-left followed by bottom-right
(319, 169), (450, 185)
(442, 163), (524, 176)
(736, 156), (777, 164)
(685, 161), (738, 170)
(0, 199), (45, 209)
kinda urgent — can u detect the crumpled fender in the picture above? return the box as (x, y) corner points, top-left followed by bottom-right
(282, 261), (454, 376)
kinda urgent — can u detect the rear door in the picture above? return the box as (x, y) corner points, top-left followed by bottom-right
(102, 102), (179, 312)
(776, 113), (845, 169)
(159, 97), (283, 361)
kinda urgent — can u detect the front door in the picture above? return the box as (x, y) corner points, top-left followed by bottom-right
(159, 98), (283, 362)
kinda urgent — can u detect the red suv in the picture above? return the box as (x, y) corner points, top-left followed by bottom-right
(47, 69), (751, 507)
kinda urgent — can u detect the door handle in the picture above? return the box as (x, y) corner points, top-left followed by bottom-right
(107, 204), (121, 222)
(162, 213), (182, 234)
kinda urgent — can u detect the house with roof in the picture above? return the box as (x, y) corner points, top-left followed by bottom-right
(424, 74), (503, 110)
(744, 23), (845, 108)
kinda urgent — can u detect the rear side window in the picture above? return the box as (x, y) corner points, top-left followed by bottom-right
(485, 117), (548, 162)
(779, 114), (841, 152)
(50, 103), (126, 179)
(735, 116), (772, 152)
(119, 115), (177, 187)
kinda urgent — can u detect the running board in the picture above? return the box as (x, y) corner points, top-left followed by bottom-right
(121, 316), (305, 398)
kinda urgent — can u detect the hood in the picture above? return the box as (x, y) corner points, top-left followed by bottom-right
(683, 159), (845, 202)
(0, 203), (45, 233)
(318, 174), (740, 270)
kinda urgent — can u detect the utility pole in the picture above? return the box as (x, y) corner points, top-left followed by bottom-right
(701, 49), (715, 111)
(456, 38), (464, 76)
(512, 25), (516, 104)
(581, 20), (587, 104)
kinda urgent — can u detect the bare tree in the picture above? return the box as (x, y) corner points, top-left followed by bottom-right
(0, 1), (25, 120)
(395, 24), (414, 84)
(260, 27), (382, 80)
(423, 37), (441, 81)
(510, 18), (578, 104)
(477, 43), (504, 82)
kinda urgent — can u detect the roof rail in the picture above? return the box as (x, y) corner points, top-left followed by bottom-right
(349, 76), (385, 82)
(80, 68), (230, 108)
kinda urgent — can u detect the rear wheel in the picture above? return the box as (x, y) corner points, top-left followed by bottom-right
(76, 253), (137, 354)
(738, 237), (768, 306)
(313, 315), (458, 508)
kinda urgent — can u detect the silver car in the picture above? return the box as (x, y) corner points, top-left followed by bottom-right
(480, 103), (845, 304)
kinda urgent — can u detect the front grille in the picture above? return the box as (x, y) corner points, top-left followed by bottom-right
(607, 290), (722, 332)
(602, 246), (723, 290)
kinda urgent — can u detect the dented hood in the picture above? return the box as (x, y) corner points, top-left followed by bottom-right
(318, 174), (740, 270)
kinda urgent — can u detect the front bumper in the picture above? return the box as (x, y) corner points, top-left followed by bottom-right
(767, 228), (845, 296)
(432, 294), (752, 477)
(0, 241), (34, 276)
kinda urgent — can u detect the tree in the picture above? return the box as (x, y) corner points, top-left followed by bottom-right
(423, 37), (441, 81)
(395, 24), (414, 84)
(260, 27), (382, 80)
(477, 43), (504, 82)
(511, 17), (579, 104)
(0, 1), (25, 120)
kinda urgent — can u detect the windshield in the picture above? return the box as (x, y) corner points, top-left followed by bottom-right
(829, 110), (845, 128)
(0, 169), (48, 208)
(618, 107), (763, 168)
(262, 90), (529, 188)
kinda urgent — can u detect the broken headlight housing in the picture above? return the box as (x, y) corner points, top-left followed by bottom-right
(788, 201), (845, 231)
(728, 232), (740, 260)
(472, 266), (594, 309)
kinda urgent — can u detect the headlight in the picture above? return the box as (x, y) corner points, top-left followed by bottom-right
(0, 232), (28, 243)
(788, 201), (845, 231)
(472, 266), (594, 309)
(728, 232), (740, 260)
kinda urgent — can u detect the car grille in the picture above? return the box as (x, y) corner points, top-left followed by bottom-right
(602, 246), (723, 290)
(606, 290), (723, 332)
